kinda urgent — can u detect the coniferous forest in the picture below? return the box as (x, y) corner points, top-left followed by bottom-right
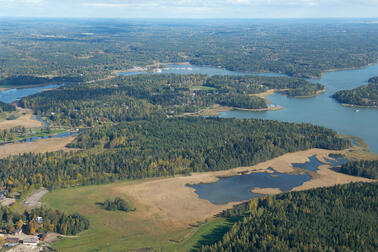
(338, 160), (378, 179)
(200, 182), (378, 252)
(332, 76), (378, 106)
(18, 74), (323, 127)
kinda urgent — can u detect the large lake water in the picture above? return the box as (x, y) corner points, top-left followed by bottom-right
(119, 63), (378, 154)
(219, 64), (378, 153)
(0, 84), (60, 103)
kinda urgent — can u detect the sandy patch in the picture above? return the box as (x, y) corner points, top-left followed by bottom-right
(23, 188), (48, 209)
(116, 148), (349, 229)
(0, 108), (42, 129)
(251, 187), (282, 195)
(180, 103), (282, 117)
(0, 198), (16, 207)
(0, 136), (76, 159)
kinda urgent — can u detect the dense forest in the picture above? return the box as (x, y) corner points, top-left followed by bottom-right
(332, 76), (378, 106)
(338, 160), (378, 179)
(0, 126), (27, 143)
(0, 207), (89, 235)
(0, 20), (377, 81)
(0, 101), (16, 113)
(200, 182), (378, 251)
(19, 74), (323, 127)
(0, 118), (350, 193)
(0, 75), (83, 87)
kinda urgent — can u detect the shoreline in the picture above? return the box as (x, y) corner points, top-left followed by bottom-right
(180, 103), (283, 117)
(340, 102), (378, 109)
(112, 61), (191, 74)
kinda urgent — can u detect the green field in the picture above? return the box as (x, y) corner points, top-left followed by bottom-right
(42, 181), (235, 252)
(190, 85), (216, 91)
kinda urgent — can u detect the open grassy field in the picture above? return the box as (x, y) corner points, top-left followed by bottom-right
(41, 148), (373, 252)
(42, 180), (235, 252)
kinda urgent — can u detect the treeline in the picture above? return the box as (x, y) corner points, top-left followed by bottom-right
(102, 198), (134, 212)
(201, 182), (378, 252)
(0, 101), (16, 113)
(0, 118), (350, 193)
(0, 207), (89, 235)
(205, 75), (324, 97)
(332, 76), (378, 106)
(19, 74), (323, 127)
(217, 94), (267, 110)
(0, 75), (83, 87)
(1, 20), (377, 80)
(338, 160), (378, 179)
(0, 126), (27, 143)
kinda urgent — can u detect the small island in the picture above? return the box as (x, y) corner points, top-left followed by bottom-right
(332, 76), (378, 107)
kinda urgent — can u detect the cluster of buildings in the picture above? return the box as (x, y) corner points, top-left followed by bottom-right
(4, 219), (48, 248)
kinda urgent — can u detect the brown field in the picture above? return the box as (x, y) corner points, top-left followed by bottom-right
(119, 148), (367, 229)
(0, 136), (76, 159)
(0, 108), (42, 129)
(293, 164), (371, 191)
(251, 187), (282, 195)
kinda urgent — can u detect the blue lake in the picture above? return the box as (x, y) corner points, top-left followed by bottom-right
(0, 84), (60, 103)
(219, 63), (378, 153)
(188, 154), (347, 204)
(188, 170), (312, 205)
(117, 64), (287, 77)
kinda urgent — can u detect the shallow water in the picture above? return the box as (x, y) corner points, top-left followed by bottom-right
(21, 131), (78, 143)
(292, 155), (348, 172)
(189, 153), (349, 204)
(188, 170), (311, 205)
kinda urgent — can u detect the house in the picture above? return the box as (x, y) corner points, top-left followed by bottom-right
(39, 232), (48, 241)
(12, 229), (22, 236)
(22, 237), (39, 245)
(5, 242), (18, 247)
(5, 237), (19, 243)
(35, 216), (44, 223)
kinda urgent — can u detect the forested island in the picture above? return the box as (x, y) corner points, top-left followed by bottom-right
(332, 76), (378, 106)
(18, 74), (323, 127)
(201, 182), (378, 251)
(0, 75), (83, 88)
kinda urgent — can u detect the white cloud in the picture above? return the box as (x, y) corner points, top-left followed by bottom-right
(0, 0), (377, 18)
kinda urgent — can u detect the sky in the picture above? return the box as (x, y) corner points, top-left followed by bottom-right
(0, 0), (377, 19)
